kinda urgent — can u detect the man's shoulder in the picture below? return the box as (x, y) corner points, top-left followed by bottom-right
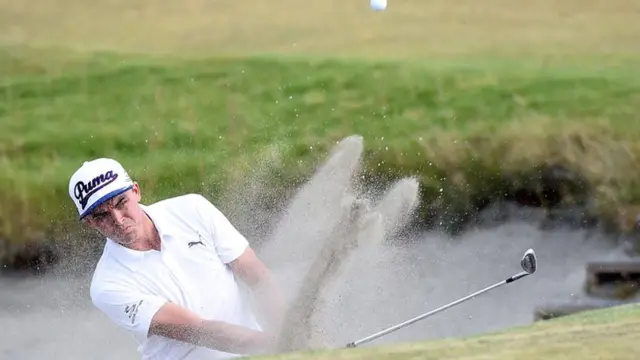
(89, 252), (123, 299)
(90, 245), (125, 283)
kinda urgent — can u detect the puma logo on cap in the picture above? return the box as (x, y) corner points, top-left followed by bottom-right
(74, 171), (119, 209)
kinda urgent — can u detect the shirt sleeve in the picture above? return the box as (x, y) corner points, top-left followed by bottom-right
(90, 280), (168, 339)
(194, 194), (249, 264)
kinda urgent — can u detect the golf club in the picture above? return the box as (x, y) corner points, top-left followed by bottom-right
(345, 248), (538, 348)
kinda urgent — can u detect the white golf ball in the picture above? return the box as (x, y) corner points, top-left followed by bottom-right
(370, 0), (387, 11)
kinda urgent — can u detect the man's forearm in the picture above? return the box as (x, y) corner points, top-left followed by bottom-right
(153, 319), (272, 355)
(195, 320), (273, 354)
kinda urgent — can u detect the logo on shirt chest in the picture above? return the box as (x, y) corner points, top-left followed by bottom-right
(187, 232), (206, 248)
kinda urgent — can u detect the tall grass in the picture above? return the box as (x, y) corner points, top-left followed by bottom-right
(2, 54), (640, 251)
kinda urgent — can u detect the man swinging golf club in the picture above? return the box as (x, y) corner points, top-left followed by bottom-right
(69, 158), (286, 359)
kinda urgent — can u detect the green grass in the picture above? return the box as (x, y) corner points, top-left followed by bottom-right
(1, 0), (640, 255)
(249, 304), (640, 360)
(2, 52), (640, 250)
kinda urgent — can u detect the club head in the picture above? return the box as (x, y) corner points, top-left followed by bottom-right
(520, 248), (537, 274)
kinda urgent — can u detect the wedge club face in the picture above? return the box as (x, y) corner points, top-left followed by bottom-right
(520, 248), (537, 274)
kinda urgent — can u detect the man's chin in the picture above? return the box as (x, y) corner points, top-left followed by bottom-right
(111, 233), (136, 247)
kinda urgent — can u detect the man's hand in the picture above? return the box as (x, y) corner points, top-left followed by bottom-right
(148, 301), (272, 355)
(229, 247), (287, 339)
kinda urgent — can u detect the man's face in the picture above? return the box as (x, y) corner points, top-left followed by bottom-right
(83, 183), (146, 246)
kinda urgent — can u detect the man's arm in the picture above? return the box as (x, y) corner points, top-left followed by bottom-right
(91, 283), (272, 355)
(148, 301), (272, 354)
(229, 247), (287, 334)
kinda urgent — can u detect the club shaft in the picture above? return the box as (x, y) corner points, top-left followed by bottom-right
(346, 271), (530, 348)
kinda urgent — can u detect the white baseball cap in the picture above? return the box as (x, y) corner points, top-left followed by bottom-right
(68, 158), (135, 219)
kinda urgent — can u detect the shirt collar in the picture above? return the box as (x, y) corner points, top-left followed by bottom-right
(105, 203), (173, 272)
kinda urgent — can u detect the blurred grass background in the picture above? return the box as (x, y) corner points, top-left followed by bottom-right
(1, 0), (640, 261)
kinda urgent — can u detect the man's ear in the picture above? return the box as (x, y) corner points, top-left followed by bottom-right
(131, 182), (142, 202)
(81, 217), (102, 235)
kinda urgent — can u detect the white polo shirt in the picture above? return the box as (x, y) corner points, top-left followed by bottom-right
(89, 193), (262, 360)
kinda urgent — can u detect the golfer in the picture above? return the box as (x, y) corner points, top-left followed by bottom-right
(68, 158), (285, 359)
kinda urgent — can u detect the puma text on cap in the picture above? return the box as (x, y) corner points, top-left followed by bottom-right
(69, 158), (134, 219)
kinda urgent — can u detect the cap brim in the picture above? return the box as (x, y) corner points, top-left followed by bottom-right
(79, 185), (133, 219)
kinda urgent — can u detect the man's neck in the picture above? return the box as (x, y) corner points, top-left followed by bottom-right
(139, 214), (162, 251)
